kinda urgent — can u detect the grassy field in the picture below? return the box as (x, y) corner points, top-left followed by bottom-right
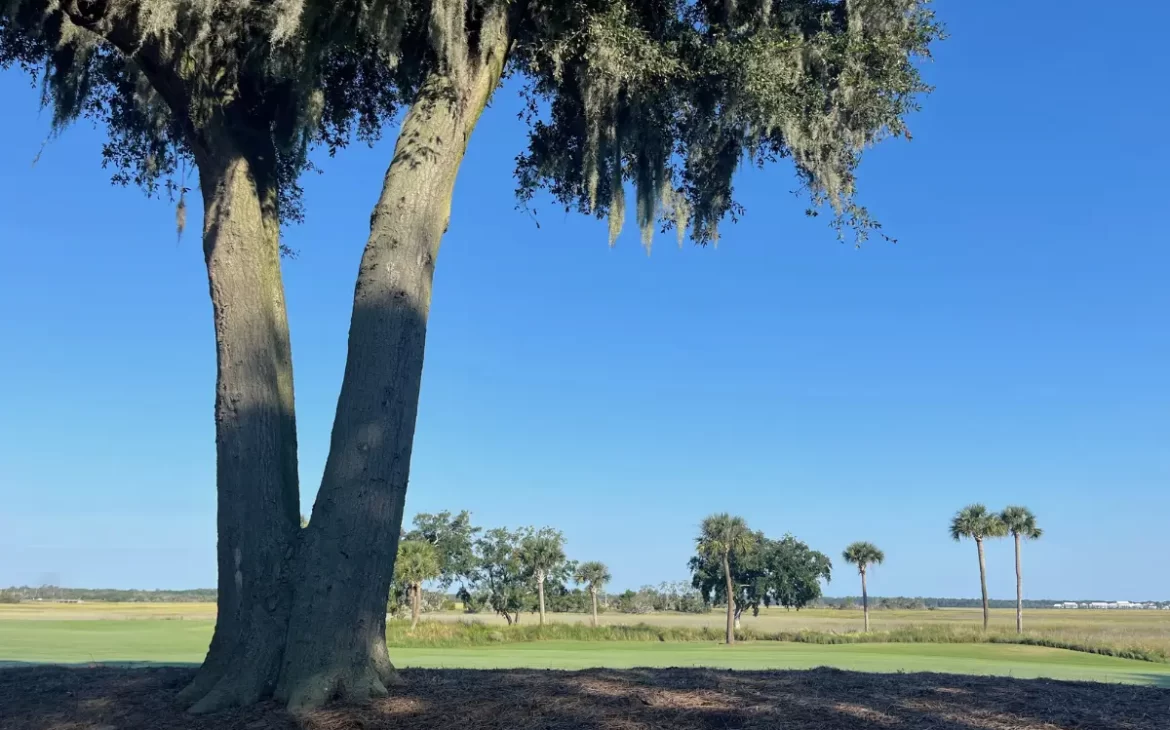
(5, 601), (1167, 655)
(2, 620), (1169, 686)
(2, 604), (1170, 687)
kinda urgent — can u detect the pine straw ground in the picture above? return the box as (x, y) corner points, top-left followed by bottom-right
(2, 666), (1168, 730)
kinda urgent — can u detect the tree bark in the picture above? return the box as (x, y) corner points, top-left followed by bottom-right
(410, 583), (421, 630)
(1014, 533), (1023, 634)
(176, 137), (300, 714)
(723, 549), (735, 645)
(537, 571), (547, 627)
(275, 13), (511, 711)
(977, 538), (990, 631)
(861, 569), (869, 633)
(590, 587), (598, 628)
(52, 5), (301, 716)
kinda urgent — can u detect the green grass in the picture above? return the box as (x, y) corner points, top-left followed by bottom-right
(3, 619), (1169, 687)
(7, 603), (1169, 661)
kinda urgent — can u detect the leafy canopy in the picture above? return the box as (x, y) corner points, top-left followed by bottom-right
(690, 532), (832, 615)
(1000, 506), (1042, 540)
(696, 513), (755, 560)
(393, 540), (441, 586)
(574, 561), (612, 592)
(2, 0), (941, 245)
(518, 527), (568, 579)
(842, 541), (884, 572)
(470, 527), (531, 621)
(949, 504), (1008, 542)
(405, 510), (481, 588)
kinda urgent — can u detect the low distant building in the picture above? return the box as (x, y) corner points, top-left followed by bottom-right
(1060, 602), (1078, 609)
(1089, 601), (1110, 609)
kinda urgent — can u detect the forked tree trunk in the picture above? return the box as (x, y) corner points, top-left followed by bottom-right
(537, 571), (547, 627)
(275, 13), (511, 711)
(177, 138), (300, 715)
(1014, 533), (1023, 633)
(977, 538), (990, 631)
(723, 550), (735, 645)
(861, 569), (870, 632)
(590, 588), (598, 628)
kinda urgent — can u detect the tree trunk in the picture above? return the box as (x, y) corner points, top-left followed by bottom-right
(977, 538), (990, 631)
(723, 549), (735, 645)
(410, 583), (421, 630)
(53, 10), (300, 711)
(1014, 533), (1023, 634)
(861, 569), (869, 633)
(590, 587), (598, 628)
(275, 18), (510, 710)
(176, 139), (301, 714)
(537, 571), (546, 627)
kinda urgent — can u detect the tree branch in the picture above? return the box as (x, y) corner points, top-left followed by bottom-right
(58, 0), (196, 144)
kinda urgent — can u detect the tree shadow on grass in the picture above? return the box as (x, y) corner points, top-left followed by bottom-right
(2, 665), (1168, 730)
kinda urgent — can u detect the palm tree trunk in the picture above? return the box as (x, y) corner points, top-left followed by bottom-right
(590, 587), (598, 628)
(977, 538), (990, 631)
(537, 573), (546, 627)
(410, 584), (420, 630)
(1014, 532), (1023, 634)
(722, 549), (735, 645)
(861, 569), (870, 632)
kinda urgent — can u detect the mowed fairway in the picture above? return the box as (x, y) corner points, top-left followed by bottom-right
(2, 613), (1169, 687)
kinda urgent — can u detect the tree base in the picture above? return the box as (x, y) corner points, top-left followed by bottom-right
(278, 658), (401, 714)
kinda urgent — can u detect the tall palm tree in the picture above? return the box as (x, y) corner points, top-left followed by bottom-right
(1000, 506), (1042, 634)
(394, 540), (440, 630)
(950, 504), (1008, 631)
(574, 561), (612, 627)
(518, 528), (567, 626)
(696, 514), (754, 645)
(841, 542), (885, 632)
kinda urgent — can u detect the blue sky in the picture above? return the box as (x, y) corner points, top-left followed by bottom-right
(1, 1), (1167, 601)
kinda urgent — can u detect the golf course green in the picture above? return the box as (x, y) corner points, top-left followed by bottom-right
(3, 619), (1169, 686)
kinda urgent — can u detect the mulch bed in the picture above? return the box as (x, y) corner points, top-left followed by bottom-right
(2, 665), (1168, 730)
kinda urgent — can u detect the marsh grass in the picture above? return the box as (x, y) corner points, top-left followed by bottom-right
(387, 619), (1170, 664)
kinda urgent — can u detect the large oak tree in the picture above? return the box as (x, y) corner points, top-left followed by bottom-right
(2, 0), (941, 712)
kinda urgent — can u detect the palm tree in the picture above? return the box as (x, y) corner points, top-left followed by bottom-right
(394, 540), (440, 630)
(574, 561), (612, 627)
(518, 528), (566, 626)
(696, 513), (754, 645)
(1000, 506), (1042, 634)
(950, 504), (1008, 631)
(841, 542), (884, 632)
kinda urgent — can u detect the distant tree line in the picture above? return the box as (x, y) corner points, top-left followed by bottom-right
(816, 596), (1070, 610)
(10, 506), (1161, 623)
(0, 586), (217, 603)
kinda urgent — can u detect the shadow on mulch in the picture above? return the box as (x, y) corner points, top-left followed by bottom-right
(2, 665), (1168, 730)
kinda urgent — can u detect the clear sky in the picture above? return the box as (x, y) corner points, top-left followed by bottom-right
(1, 1), (1167, 601)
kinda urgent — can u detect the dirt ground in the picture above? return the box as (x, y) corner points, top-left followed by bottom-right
(2, 665), (1168, 730)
